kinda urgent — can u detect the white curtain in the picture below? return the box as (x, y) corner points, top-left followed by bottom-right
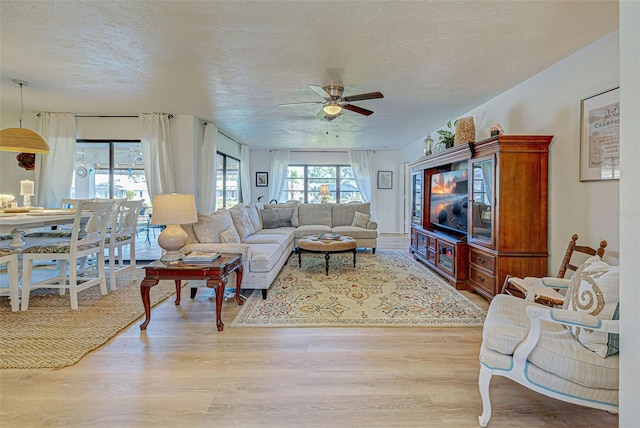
(268, 149), (290, 202)
(240, 144), (251, 204)
(198, 123), (218, 214)
(140, 113), (177, 201)
(349, 150), (377, 220)
(36, 113), (76, 207)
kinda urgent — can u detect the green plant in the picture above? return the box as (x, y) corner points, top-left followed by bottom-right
(437, 119), (458, 148)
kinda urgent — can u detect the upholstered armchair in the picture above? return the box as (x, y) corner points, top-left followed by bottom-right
(479, 256), (619, 426)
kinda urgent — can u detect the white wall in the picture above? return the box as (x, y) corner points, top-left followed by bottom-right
(619, 1), (639, 424)
(249, 149), (404, 233)
(402, 31), (621, 274)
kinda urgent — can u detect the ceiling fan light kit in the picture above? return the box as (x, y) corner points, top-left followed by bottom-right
(280, 83), (383, 120)
(323, 101), (342, 116)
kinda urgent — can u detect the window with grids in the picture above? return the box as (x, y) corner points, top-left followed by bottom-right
(281, 165), (362, 203)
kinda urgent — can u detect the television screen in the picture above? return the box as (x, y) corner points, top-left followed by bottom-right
(430, 169), (468, 233)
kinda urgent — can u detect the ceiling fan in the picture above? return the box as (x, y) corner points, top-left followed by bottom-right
(279, 84), (384, 121)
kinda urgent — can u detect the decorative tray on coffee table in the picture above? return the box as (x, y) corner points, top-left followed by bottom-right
(318, 233), (341, 240)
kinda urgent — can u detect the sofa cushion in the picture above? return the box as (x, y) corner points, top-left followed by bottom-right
(193, 209), (235, 243)
(243, 231), (293, 246)
(331, 202), (371, 227)
(563, 256), (619, 357)
(220, 225), (241, 243)
(351, 211), (371, 228)
(244, 203), (263, 232)
(182, 223), (199, 245)
(331, 225), (378, 239)
(297, 203), (332, 227)
(248, 243), (284, 273)
(482, 295), (618, 390)
(294, 225), (332, 239)
(230, 204), (256, 240)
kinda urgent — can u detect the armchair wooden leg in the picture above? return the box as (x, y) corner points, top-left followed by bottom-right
(478, 365), (493, 427)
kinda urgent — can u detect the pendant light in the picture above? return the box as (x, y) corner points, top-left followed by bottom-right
(0, 79), (50, 154)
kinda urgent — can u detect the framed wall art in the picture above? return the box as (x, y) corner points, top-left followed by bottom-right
(580, 87), (620, 181)
(256, 172), (268, 187)
(377, 171), (392, 189)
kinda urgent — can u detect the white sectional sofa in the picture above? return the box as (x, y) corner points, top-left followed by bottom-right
(182, 201), (377, 298)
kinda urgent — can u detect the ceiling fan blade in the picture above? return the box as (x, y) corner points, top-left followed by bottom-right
(343, 104), (374, 116)
(279, 101), (323, 107)
(308, 84), (331, 99)
(314, 109), (327, 120)
(342, 91), (384, 102)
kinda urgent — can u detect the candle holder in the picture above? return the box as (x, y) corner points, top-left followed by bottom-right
(22, 194), (32, 208)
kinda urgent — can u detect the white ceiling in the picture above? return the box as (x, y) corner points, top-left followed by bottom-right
(0, 1), (618, 151)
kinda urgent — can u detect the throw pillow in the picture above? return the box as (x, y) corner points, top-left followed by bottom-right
(260, 209), (281, 229)
(245, 204), (263, 232)
(192, 209), (235, 243)
(230, 204), (256, 240)
(275, 207), (293, 227)
(351, 211), (371, 228)
(219, 225), (241, 243)
(563, 255), (619, 357)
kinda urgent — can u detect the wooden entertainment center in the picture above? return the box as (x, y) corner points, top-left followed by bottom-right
(409, 135), (553, 300)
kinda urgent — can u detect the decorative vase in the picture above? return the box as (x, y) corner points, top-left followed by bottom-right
(454, 117), (475, 145)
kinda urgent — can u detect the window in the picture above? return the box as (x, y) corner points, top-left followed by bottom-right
(216, 152), (241, 208)
(72, 140), (148, 201)
(282, 165), (363, 203)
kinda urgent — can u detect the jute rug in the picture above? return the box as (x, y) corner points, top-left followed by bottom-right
(0, 269), (180, 369)
(231, 249), (486, 327)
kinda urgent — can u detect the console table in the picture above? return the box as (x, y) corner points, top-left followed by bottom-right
(139, 253), (243, 331)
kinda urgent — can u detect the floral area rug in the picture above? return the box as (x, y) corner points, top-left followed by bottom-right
(231, 249), (486, 327)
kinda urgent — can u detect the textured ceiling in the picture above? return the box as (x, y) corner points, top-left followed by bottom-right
(0, 1), (618, 151)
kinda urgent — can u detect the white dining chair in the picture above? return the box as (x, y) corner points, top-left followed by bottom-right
(0, 248), (20, 311)
(20, 200), (115, 310)
(105, 199), (144, 291)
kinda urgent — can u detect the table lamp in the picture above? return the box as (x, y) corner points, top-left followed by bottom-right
(319, 185), (330, 204)
(151, 193), (198, 263)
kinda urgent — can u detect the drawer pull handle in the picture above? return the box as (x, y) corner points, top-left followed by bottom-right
(477, 276), (485, 283)
(477, 257), (485, 264)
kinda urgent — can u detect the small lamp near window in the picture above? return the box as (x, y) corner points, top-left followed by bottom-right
(151, 193), (198, 263)
(319, 185), (331, 204)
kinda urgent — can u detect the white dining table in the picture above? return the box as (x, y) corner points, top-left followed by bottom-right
(0, 209), (88, 248)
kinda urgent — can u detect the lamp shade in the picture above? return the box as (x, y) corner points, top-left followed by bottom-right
(319, 185), (331, 196)
(0, 128), (51, 154)
(151, 194), (197, 225)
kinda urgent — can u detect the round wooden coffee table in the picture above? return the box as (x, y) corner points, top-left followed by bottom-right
(297, 235), (357, 275)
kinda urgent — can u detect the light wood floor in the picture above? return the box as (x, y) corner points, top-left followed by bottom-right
(0, 234), (617, 427)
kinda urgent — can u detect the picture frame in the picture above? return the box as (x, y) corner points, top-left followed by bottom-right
(377, 171), (392, 189)
(580, 87), (620, 181)
(256, 172), (268, 187)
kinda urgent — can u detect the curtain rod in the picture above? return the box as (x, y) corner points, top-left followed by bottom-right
(36, 114), (174, 119)
(270, 150), (372, 153)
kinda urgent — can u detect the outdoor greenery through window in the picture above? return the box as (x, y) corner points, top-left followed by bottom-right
(216, 152), (241, 208)
(282, 165), (363, 203)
